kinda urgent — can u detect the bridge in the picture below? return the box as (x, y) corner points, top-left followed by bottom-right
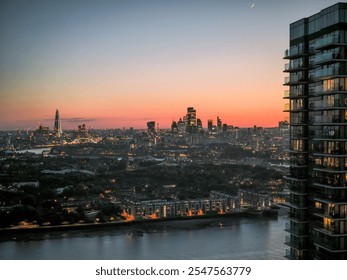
(64, 137), (98, 145)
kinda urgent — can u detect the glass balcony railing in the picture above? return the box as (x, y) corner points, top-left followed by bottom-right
(313, 130), (347, 139)
(285, 235), (307, 249)
(313, 115), (343, 124)
(284, 47), (306, 58)
(314, 52), (342, 64)
(314, 237), (347, 251)
(285, 222), (308, 236)
(289, 210), (308, 221)
(315, 36), (339, 49)
(315, 67), (341, 78)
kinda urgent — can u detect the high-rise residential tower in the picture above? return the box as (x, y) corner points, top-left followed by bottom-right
(53, 108), (62, 137)
(284, 3), (347, 260)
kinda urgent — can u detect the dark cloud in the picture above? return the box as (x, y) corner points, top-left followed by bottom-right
(62, 118), (97, 123)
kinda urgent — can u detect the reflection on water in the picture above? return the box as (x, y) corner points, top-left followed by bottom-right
(0, 215), (288, 260)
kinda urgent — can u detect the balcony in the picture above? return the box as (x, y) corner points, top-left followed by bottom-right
(288, 185), (308, 195)
(314, 237), (347, 252)
(315, 67), (345, 79)
(283, 90), (290, 98)
(313, 131), (347, 140)
(287, 201), (307, 209)
(313, 193), (347, 204)
(285, 235), (307, 250)
(314, 52), (347, 65)
(312, 207), (345, 219)
(285, 222), (308, 236)
(313, 84), (347, 94)
(289, 210), (308, 221)
(283, 76), (307, 86)
(311, 100), (347, 110)
(284, 48), (306, 59)
(313, 173), (347, 187)
(284, 62), (306, 72)
(313, 221), (335, 235)
(284, 248), (306, 260)
(315, 36), (345, 50)
(313, 115), (344, 125)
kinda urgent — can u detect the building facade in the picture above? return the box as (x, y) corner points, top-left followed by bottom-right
(284, 3), (347, 259)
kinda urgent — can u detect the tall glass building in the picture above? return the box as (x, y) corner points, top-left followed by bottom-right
(284, 3), (347, 259)
(53, 108), (62, 137)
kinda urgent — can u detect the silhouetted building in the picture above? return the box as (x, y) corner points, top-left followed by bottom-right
(186, 107), (197, 133)
(171, 121), (178, 133)
(207, 119), (213, 133)
(53, 109), (62, 137)
(197, 118), (203, 132)
(147, 121), (156, 134)
(177, 118), (186, 135)
(223, 124), (228, 133)
(284, 3), (347, 260)
(78, 124), (87, 132)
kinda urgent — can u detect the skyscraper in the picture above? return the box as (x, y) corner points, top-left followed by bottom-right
(147, 121), (156, 134)
(53, 108), (62, 137)
(284, 3), (347, 259)
(186, 107), (197, 133)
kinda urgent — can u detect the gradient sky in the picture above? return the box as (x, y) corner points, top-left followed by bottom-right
(0, 0), (342, 130)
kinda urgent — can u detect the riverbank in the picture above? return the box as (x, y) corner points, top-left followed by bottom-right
(0, 211), (280, 242)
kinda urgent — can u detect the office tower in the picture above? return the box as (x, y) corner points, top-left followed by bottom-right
(207, 119), (213, 133)
(284, 3), (347, 259)
(147, 121), (156, 134)
(53, 109), (62, 137)
(186, 107), (197, 133)
(223, 124), (228, 133)
(197, 118), (203, 132)
(177, 118), (186, 135)
(217, 116), (222, 133)
(171, 121), (178, 133)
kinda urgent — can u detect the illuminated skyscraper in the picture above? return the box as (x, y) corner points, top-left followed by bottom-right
(284, 3), (347, 259)
(186, 107), (197, 133)
(53, 109), (62, 137)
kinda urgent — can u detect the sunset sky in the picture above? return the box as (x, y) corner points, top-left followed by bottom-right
(0, 0), (341, 130)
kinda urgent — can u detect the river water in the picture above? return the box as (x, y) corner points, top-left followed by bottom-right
(0, 211), (288, 260)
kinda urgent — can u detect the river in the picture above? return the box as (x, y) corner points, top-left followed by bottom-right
(0, 209), (289, 260)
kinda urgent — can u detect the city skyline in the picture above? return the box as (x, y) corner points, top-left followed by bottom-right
(0, 0), (340, 130)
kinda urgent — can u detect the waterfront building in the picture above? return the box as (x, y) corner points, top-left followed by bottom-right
(284, 3), (347, 259)
(53, 109), (62, 137)
(124, 192), (240, 220)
